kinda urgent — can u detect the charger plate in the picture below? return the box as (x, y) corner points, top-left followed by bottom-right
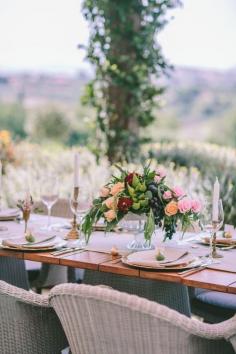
(122, 257), (203, 271)
(122, 249), (203, 271)
(1, 240), (66, 252)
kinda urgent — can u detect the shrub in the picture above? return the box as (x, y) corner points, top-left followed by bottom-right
(0, 102), (27, 139)
(31, 108), (70, 144)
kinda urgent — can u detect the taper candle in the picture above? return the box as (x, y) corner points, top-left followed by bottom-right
(74, 153), (80, 188)
(212, 177), (220, 221)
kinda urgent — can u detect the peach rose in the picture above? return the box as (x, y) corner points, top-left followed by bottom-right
(178, 198), (192, 213)
(165, 201), (178, 216)
(110, 182), (124, 196)
(100, 186), (110, 198)
(104, 209), (117, 222)
(103, 196), (116, 209)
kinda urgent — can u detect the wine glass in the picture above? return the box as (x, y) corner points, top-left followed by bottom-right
(40, 178), (59, 230)
(200, 199), (224, 262)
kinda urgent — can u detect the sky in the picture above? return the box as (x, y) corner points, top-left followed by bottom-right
(0, 0), (236, 73)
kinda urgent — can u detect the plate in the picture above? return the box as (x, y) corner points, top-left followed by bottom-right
(122, 256), (203, 271)
(0, 240), (66, 252)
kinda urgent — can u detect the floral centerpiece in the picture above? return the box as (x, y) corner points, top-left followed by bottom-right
(82, 165), (202, 244)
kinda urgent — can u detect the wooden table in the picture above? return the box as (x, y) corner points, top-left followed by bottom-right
(1, 215), (236, 294)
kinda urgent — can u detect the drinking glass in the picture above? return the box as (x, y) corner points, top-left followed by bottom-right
(200, 199), (224, 262)
(40, 178), (59, 230)
(70, 188), (92, 223)
(119, 214), (154, 251)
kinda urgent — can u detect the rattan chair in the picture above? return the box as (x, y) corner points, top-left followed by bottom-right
(83, 270), (191, 316)
(50, 283), (236, 354)
(0, 257), (29, 290)
(0, 280), (68, 354)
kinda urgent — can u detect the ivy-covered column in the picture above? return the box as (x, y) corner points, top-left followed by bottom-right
(82, 0), (180, 163)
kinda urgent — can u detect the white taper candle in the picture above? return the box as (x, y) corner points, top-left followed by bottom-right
(74, 153), (80, 188)
(212, 177), (220, 221)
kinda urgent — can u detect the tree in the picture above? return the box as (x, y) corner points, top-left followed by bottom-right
(82, 0), (180, 163)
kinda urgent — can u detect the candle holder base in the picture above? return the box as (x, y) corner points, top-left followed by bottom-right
(65, 228), (79, 240)
(65, 187), (79, 240)
(212, 231), (223, 259)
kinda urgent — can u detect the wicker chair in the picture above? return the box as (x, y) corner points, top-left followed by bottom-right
(29, 199), (76, 292)
(83, 270), (191, 316)
(50, 283), (236, 354)
(0, 257), (29, 290)
(0, 280), (68, 354)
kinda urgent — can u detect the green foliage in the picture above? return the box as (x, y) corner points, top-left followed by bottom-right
(0, 102), (27, 139)
(148, 141), (236, 226)
(81, 0), (180, 163)
(32, 108), (70, 143)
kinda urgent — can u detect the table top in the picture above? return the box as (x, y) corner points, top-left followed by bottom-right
(1, 214), (236, 294)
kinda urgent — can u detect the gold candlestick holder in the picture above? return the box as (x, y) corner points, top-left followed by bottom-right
(211, 221), (223, 259)
(23, 209), (31, 235)
(66, 187), (79, 240)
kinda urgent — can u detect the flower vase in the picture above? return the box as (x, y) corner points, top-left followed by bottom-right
(119, 213), (154, 251)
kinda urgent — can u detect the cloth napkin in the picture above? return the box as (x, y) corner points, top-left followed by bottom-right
(0, 209), (19, 218)
(2, 232), (57, 249)
(203, 236), (236, 245)
(126, 249), (193, 268)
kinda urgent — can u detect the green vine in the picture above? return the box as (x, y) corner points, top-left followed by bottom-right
(81, 0), (180, 163)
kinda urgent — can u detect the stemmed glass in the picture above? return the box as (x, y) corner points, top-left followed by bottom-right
(200, 199), (224, 262)
(70, 188), (92, 245)
(40, 178), (59, 230)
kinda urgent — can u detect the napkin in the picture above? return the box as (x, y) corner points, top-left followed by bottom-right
(0, 209), (19, 218)
(2, 233), (57, 249)
(126, 249), (192, 268)
(203, 236), (236, 246)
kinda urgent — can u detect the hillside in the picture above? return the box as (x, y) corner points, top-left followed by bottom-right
(0, 67), (236, 143)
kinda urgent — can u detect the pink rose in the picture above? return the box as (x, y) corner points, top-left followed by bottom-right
(104, 209), (116, 222)
(104, 196), (116, 209)
(191, 199), (202, 213)
(172, 186), (185, 198)
(156, 167), (166, 178)
(178, 198), (192, 213)
(100, 187), (110, 198)
(154, 175), (162, 183)
(163, 191), (172, 200)
(110, 182), (124, 196)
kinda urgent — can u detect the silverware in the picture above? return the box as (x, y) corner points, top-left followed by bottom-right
(51, 247), (79, 256)
(60, 249), (86, 257)
(178, 263), (209, 276)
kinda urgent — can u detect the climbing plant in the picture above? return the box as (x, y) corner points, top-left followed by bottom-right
(81, 0), (180, 163)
